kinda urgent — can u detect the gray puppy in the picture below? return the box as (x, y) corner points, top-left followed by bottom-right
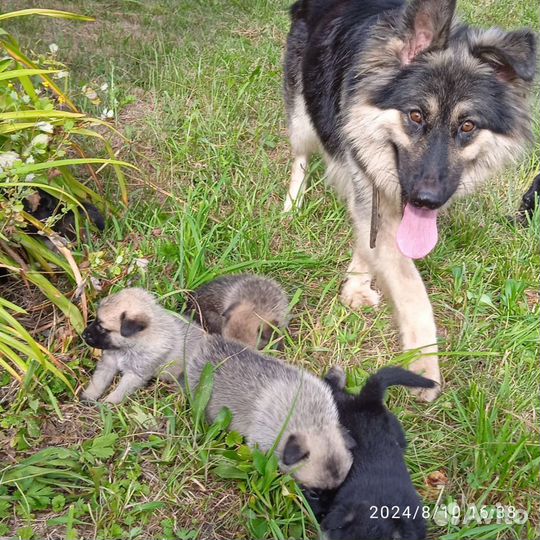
(81, 288), (352, 490)
(186, 337), (354, 490)
(187, 274), (289, 349)
(81, 288), (204, 404)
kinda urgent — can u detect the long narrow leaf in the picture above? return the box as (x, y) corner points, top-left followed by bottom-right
(22, 271), (84, 333)
(0, 9), (94, 22)
(0, 68), (59, 81)
(0, 110), (84, 120)
(10, 157), (136, 176)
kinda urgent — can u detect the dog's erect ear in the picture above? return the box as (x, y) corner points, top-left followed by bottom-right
(470, 29), (536, 82)
(120, 311), (149, 337)
(221, 301), (241, 322)
(400, 0), (457, 64)
(282, 433), (310, 465)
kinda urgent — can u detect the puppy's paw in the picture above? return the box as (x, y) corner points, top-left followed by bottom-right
(80, 390), (99, 402)
(102, 393), (124, 405)
(325, 366), (346, 389)
(340, 277), (380, 309)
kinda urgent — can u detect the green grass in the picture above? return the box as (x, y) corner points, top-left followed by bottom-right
(1, 0), (539, 539)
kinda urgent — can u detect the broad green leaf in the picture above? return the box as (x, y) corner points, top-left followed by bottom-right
(192, 362), (215, 429)
(213, 464), (249, 480)
(87, 434), (119, 460)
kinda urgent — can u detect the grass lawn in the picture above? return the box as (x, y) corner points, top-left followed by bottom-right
(1, 0), (538, 539)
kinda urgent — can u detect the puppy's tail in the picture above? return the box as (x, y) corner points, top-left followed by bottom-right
(357, 367), (436, 405)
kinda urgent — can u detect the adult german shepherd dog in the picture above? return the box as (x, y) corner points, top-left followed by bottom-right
(283, 0), (536, 400)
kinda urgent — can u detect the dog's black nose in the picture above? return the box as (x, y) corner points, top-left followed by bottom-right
(410, 190), (444, 210)
(82, 329), (93, 345)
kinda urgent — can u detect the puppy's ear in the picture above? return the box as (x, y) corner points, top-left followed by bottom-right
(400, 0), (457, 64)
(25, 191), (42, 212)
(469, 29), (536, 82)
(120, 311), (149, 337)
(282, 433), (310, 465)
(221, 301), (241, 321)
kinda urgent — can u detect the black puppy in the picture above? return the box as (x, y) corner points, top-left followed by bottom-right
(304, 366), (434, 540)
(516, 173), (540, 224)
(24, 189), (105, 241)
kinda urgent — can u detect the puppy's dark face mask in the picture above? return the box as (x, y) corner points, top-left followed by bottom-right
(82, 320), (113, 349)
(82, 311), (149, 350)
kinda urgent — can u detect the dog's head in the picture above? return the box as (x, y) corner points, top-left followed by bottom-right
(346, 0), (536, 256)
(280, 426), (355, 490)
(82, 288), (155, 350)
(222, 301), (280, 349)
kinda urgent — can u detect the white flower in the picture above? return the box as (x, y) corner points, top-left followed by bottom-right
(54, 70), (69, 80)
(49, 43), (59, 54)
(100, 108), (114, 120)
(31, 133), (50, 147)
(25, 173), (36, 182)
(26, 155), (35, 164)
(21, 95), (31, 104)
(100, 82), (109, 91)
(135, 258), (149, 269)
(36, 122), (54, 134)
(0, 151), (21, 172)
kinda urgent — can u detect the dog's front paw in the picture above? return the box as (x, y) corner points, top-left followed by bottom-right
(410, 383), (441, 402)
(340, 277), (380, 309)
(409, 357), (442, 402)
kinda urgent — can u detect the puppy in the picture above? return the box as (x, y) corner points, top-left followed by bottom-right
(186, 274), (289, 349)
(186, 337), (354, 490)
(81, 288), (205, 404)
(304, 366), (434, 539)
(516, 173), (540, 224)
(24, 188), (105, 241)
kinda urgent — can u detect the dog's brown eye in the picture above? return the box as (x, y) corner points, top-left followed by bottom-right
(409, 110), (423, 124)
(461, 120), (475, 133)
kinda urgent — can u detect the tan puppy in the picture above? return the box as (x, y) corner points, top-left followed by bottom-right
(187, 274), (289, 349)
(81, 288), (204, 404)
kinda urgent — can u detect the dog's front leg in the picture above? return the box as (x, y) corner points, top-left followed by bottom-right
(103, 372), (148, 404)
(81, 353), (118, 401)
(347, 213), (441, 401)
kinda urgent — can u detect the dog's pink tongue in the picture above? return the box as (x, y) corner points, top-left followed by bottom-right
(396, 204), (438, 259)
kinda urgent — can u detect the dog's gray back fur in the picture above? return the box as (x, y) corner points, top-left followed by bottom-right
(187, 336), (353, 489)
